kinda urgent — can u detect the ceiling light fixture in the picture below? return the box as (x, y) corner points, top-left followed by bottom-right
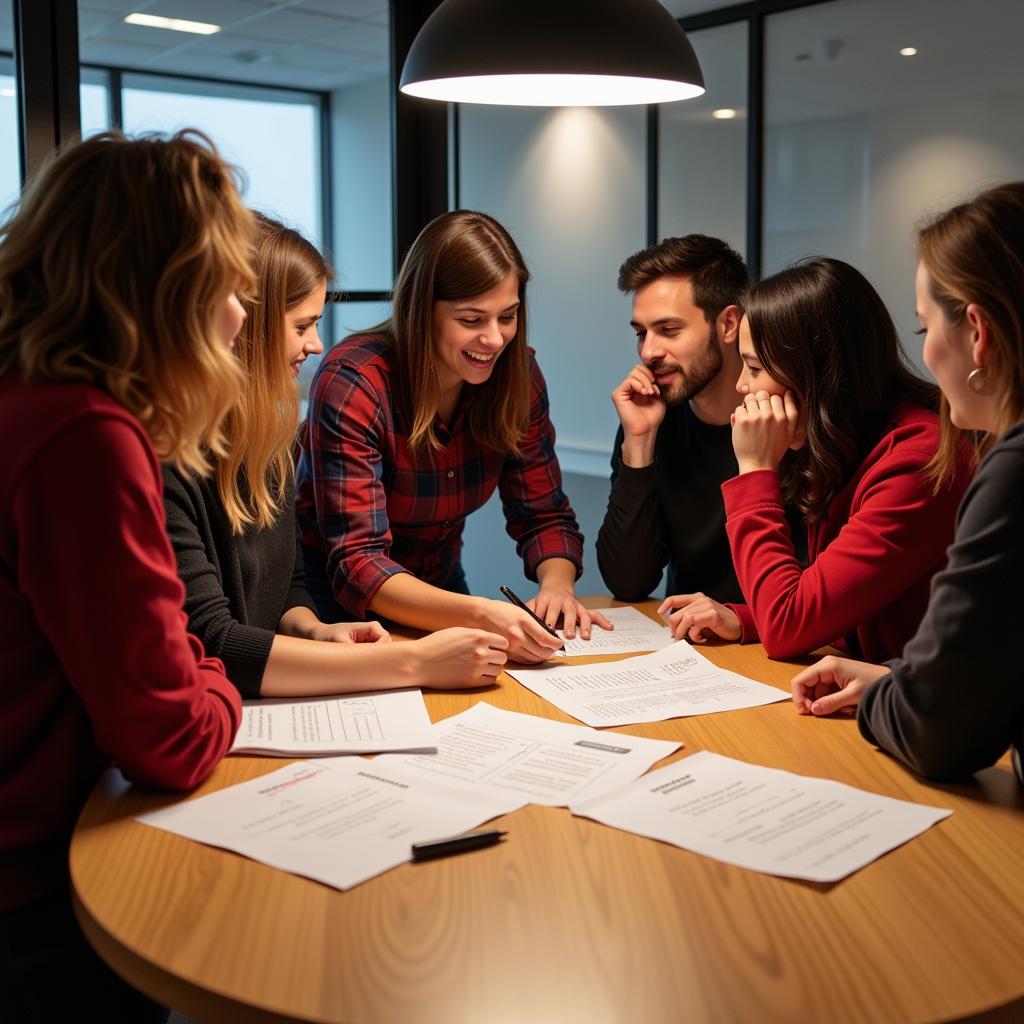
(124, 13), (221, 36)
(400, 0), (705, 107)
(900, 46), (918, 56)
(712, 108), (737, 119)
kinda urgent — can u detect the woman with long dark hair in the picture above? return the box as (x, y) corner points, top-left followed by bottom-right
(792, 185), (1024, 785)
(296, 210), (609, 662)
(662, 257), (971, 661)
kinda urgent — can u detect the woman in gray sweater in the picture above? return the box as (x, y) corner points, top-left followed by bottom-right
(790, 182), (1024, 785)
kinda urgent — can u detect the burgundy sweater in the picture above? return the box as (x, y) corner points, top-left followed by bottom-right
(0, 375), (241, 911)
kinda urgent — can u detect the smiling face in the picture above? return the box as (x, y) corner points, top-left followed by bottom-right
(630, 275), (724, 405)
(431, 273), (520, 396)
(284, 279), (327, 377)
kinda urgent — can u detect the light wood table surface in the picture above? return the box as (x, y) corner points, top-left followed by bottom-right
(70, 599), (1024, 1024)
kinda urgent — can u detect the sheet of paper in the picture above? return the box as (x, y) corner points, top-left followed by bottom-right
(508, 640), (787, 726)
(571, 751), (952, 883)
(367, 701), (680, 806)
(138, 759), (525, 891)
(230, 689), (436, 756)
(554, 606), (672, 657)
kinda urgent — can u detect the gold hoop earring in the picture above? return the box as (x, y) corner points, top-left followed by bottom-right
(967, 367), (987, 394)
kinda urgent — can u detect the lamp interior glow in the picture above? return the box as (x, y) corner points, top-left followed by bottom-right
(401, 75), (705, 107)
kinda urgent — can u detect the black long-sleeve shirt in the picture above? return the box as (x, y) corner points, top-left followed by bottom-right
(596, 406), (746, 603)
(858, 422), (1024, 785)
(162, 466), (318, 698)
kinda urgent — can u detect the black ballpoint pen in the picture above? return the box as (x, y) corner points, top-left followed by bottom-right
(499, 584), (563, 642)
(411, 829), (508, 861)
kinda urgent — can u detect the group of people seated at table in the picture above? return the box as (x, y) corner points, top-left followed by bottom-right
(1, 129), (1022, 1019)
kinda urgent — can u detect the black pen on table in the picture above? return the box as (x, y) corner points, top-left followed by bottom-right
(411, 829), (507, 861)
(499, 584), (563, 645)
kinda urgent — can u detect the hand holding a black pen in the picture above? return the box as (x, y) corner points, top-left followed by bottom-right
(479, 597), (564, 663)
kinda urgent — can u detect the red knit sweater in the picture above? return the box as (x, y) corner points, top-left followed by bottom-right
(723, 404), (971, 661)
(0, 375), (241, 911)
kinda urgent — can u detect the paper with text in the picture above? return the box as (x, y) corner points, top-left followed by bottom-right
(570, 751), (952, 882)
(554, 606), (672, 657)
(137, 759), (525, 890)
(230, 689), (435, 756)
(508, 640), (787, 726)
(366, 701), (680, 806)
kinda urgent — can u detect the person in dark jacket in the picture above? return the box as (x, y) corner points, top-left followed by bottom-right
(791, 182), (1024, 786)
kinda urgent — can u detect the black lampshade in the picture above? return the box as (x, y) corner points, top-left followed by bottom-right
(400, 0), (705, 106)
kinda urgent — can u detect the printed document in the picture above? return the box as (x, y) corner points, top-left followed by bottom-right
(508, 640), (787, 726)
(368, 701), (680, 806)
(554, 606), (672, 657)
(138, 758), (525, 891)
(230, 689), (435, 756)
(570, 751), (952, 882)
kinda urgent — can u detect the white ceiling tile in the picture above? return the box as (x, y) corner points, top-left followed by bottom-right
(309, 20), (387, 56)
(298, 0), (387, 19)
(222, 8), (360, 42)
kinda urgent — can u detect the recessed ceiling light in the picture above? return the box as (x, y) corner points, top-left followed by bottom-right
(900, 46), (918, 56)
(712, 108), (737, 120)
(0, 87), (15, 98)
(124, 13), (221, 35)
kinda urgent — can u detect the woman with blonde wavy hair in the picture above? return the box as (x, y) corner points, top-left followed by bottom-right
(0, 131), (251, 1021)
(792, 182), (1024, 788)
(163, 213), (509, 698)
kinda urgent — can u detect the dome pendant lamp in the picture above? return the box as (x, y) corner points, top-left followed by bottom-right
(399, 0), (706, 107)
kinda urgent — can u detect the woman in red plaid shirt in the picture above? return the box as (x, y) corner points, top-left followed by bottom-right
(296, 211), (610, 663)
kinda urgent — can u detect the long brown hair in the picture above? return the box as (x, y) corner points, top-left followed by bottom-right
(918, 182), (1024, 483)
(371, 209), (531, 458)
(744, 257), (938, 521)
(0, 130), (253, 474)
(218, 214), (332, 533)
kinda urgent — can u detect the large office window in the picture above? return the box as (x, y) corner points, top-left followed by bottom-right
(763, 0), (1024, 369)
(79, 67), (109, 138)
(659, 22), (748, 259)
(122, 75), (321, 249)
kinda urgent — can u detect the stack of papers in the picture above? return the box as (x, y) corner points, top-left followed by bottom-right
(229, 689), (435, 756)
(509, 639), (788, 726)
(571, 751), (952, 883)
(369, 701), (680, 807)
(140, 703), (680, 890)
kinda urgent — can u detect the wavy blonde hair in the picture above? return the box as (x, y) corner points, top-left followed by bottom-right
(918, 182), (1024, 485)
(218, 213), (332, 533)
(0, 130), (253, 474)
(371, 210), (531, 459)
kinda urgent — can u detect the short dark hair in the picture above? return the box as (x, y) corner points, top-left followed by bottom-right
(617, 234), (748, 322)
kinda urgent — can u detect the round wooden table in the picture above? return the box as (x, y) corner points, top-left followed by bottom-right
(70, 601), (1024, 1023)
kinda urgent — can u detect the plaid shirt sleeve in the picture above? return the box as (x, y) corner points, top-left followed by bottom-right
(305, 356), (408, 617)
(498, 354), (585, 581)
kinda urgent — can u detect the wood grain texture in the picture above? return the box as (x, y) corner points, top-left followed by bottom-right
(70, 599), (1024, 1023)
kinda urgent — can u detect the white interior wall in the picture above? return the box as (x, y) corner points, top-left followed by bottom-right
(456, 104), (648, 599)
(764, 90), (1024, 372)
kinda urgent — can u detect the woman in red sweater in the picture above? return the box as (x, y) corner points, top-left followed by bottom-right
(0, 132), (253, 1021)
(661, 257), (971, 661)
